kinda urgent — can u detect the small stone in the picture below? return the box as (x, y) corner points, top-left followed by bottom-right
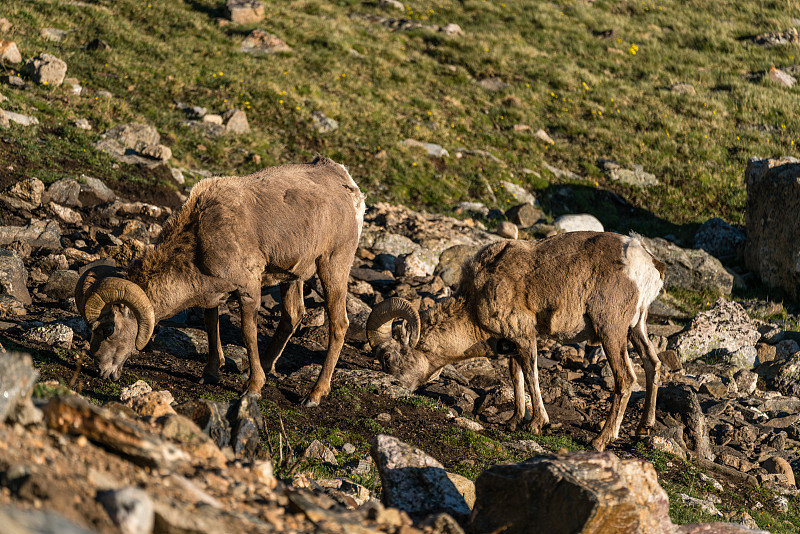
(5, 111), (39, 129)
(304, 439), (338, 465)
(534, 129), (554, 144)
(311, 111), (338, 134)
(495, 221), (518, 239)
(221, 109), (250, 135)
(500, 181), (537, 205)
(139, 144), (172, 162)
(441, 23), (463, 36)
(23, 53), (68, 87)
(41, 28), (69, 42)
(699, 381), (728, 398)
(670, 83), (696, 95)
(403, 138), (448, 157)
(454, 417), (484, 432)
(553, 214), (604, 233)
(376, 412), (392, 423)
(0, 40), (22, 64)
(74, 118), (91, 130)
(769, 67), (796, 88)
(762, 456), (795, 487)
(225, 0), (264, 24)
(98, 487), (155, 534)
(241, 29), (291, 54)
(25, 323), (73, 348)
(378, 0), (405, 10)
(477, 77), (509, 92)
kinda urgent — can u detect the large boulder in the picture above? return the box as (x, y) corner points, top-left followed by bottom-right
(371, 434), (472, 520)
(744, 157), (800, 298)
(0, 351), (40, 424)
(469, 452), (673, 534)
(694, 218), (746, 261)
(23, 53), (67, 86)
(669, 298), (760, 362)
(641, 236), (733, 295)
(0, 177), (45, 211)
(0, 248), (31, 305)
(0, 219), (62, 251)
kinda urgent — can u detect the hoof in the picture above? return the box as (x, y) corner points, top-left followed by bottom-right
(636, 425), (653, 437)
(302, 396), (320, 408)
(242, 391), (262, 401)
(590, 437), (607, 452)
(199, 375), (221, 385)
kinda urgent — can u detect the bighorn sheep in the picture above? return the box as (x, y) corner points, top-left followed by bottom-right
(75, 156), (366, 406)
(366, 231), (665, 451)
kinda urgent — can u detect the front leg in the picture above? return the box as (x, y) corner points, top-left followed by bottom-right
(239, 288), (265, 398)
(200, 306), (224, 384)
(506, 357), (526, 431)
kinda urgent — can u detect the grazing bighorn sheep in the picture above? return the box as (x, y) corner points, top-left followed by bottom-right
(75, 156), (365, 406)
(366, 231), (665, 451)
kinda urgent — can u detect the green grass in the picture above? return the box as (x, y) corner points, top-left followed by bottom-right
(4, 0), (800, 234)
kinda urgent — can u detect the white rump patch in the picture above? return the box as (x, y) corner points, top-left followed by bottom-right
(338, 162), (366, 240)
(621, 235), (663, 328)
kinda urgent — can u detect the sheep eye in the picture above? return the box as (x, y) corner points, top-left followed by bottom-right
(102, 325), (115, 337)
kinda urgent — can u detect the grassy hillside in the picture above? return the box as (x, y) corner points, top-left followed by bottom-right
(2, 0), (799, 235)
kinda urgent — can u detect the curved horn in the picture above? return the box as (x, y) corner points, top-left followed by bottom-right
(366, 297), (421, 350)
(75, 265), (123, 318)
(83, 278), (155, 351)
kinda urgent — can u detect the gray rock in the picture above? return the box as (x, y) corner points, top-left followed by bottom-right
(679, 494), (723, 517)
(495, 221), (518, 239)
(379, 0), (405, 10)
(48, 178), (82, 207)
(229, 394), (264, 460)
(0, 248), (31, 305)
(694, 218), (745, 261)
(769, 67), (796, 87)
(725, 345), (757, 371)
(744, 157), (800, 298)
(371, 232), (420, 257)
(371, 434), (471, 519)
(641, 236), (733, 294)
(225, 0), (264, 24)
(41, 28), (70, 42)
(758, 353), (800, 397)
(505, 203), (543, 227)
(434, 244), (479, 288)
(671, 83), (696, 95)
(0, 351), (39, 424)
(657, 384), (712, 460)
(670, 298), (761, 362)
(553, 214), (604, 233)
(221, 109), (250, 135)
(5, 111), (39, 126)
(0, 40), (22, 64)
(103, 123), (160, 151)
(305, 439), (338, 465)
(176, 399), (231, 450)
(499, 181), (537, 206)
(311, 111), (338, 134)
(755, 27), (799, 46)
(0, 177), (45, 210)
(456, 201), (489, 216)
(0, 108), (7, 129)
(0, 505), (100, 534)
(139, 144), (172, 162)
(477, 77), (509, 91)
(97, 487), (154, 534)
(49, 203), (82, 225)
(471, 452), (673, 534)
(240, 29), (292, 54)
(43, 269), (79, 300)
(0, 294), (26, 317)
(598, 158), (659, 187)
(734, 369), (758, 396)
(403, 138), (448, 158)
(24, 323), (73, 348)
(23, 53), (67, 86)
(78, 175), (116, 206)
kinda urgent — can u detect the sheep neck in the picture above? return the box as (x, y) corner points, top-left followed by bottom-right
(417, 296), (489, 368)
(128, 247), (211, 322)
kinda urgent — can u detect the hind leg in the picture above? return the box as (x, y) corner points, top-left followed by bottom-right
(592, 325), (636, 451)
(303, 253), (350, 407)
(629, 312), (661, 435)
(200, 306), (224, 384)
(261, 281), (305, 375)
